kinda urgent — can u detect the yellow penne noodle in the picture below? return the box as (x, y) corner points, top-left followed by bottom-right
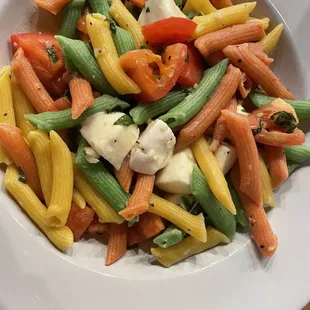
(46, 131), (73, 227)
(109, 0), (145, 48)
(86, 13), (141, 95)
(149, 194), (207, 243)
(192, 2), (257, 39)
(4, 165), (73, 251)
(72, 188), (86, 209)
(260, 23), (284, 55)
(0, 66), (15, 165)
(11, 77), (35, 138)
(151, 227), (230, 267)
(247, 17), (270, 30)
(28, 130), (53, 205)
(192, 136), (236, 215)
(259, 155), (275, 208)
(183, 0), (216, 15)
(73, 157), (124, 224)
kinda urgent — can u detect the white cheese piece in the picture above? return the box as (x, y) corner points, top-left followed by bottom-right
(80, 112), (139, 171)
(155, 148), (196, 194)
(164, 193), (194, 206)
(138, 0), (187, 26)
(84, 147), (100, 164)
(214, 143), (237, 175)
(237, 104), (249, 116)
(130, 119), (176, 174)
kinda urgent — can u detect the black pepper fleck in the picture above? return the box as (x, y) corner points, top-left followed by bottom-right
(146, 40), (149, 44)
(114, 140), (117, 143)
(126, 24), (129, 27)
(168, 56), (171, 60)
(260, 245), (265, 249)
(90, 22), (93, 25)
(150, 203), (155, 207)
(4, 113), (7, 116)
(238, 59), (242, 63)
(187, 229), (191, 232)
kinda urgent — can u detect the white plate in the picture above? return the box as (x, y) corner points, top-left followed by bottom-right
(0, 0), (310, 309)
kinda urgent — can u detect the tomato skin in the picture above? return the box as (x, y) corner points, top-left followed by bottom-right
(177, 43), (203, 87)
(120, 43), (188, 102)
(11, 33), (67, 96)
(130, 0), (146, 8)
(142, 17), (197, 46)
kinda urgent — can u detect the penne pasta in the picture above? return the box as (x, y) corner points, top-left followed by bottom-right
(46, 131), (73, 227)
(105, 223), (127, 266)
(86, 14), (141, 95)
(11, 77), (35, 138)
(35, 0), (71, 14)
(0, 66), (16, 165)
(238, 72), (254, 99)
(54, 96), (71, 111)
(28, 130), (53, 205)
(5, 165), (73, 251)
(151, 227), (230, 267)
(119, 174), (154, 220)
(222, 110), (262, 206)
(223, 43), (295, 99)
(195, 23), (265, 58)
(260, 24), (284, 55)
(210, 0), (233, 9)
(12, 48), (58, 113)
(259, 154), (275, 208)
(265, 145), (289, 189)
(72, 188), (86, 209)
(183, 0), (217, 15)
(176, 65), (241, 151)
(247, 17), (270, 30)
(69, 76), (94, 120)
(109, 0), (145, 48)
(116, 154), (134, 193)
(192, 2), (257, 39)
(191, 136), (236, 215)
(149, 194), (207, 243)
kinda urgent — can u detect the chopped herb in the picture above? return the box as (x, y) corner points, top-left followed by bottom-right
(270, 111), (297, 133)
(186, 11), (202, 19)
(174, 0), (182, 8)
(45, 46), (59, 63)
(185, 53), (189, 63)
(152, 72), (161, 80)
(146, 7), (150, 12)
(18, 168), (26, 183)
(139, 45), (148, 49)
(114, 115), (134, 126)
(106, 18), (117, 33)
(252, 118), (264, 136)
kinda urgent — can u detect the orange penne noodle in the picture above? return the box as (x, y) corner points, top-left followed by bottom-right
(264, 146), (288, 189)
(127, 213), (165, 247)
(230, 165), (278, 257)
(176, 65), (241, 151)
(210, 96), (237, 151)
(12, 48), (57, 113)
(77, 7), (91, 35)
(35, 0), (71, 14)
(105, 223), (127, 266)
(0, 124), (42, 199)
(206, 51), (226, 67)
(222, 110), (262, 206)
(210, 0), (232, 9)
(116, 154), (134, 193)
(88, 218), (109, 235)
(54, 96), (71, 111)
(238, 72), (254, 99)
(119, 174), (155, 220)
(195, 23), (265, 58)
(69, 76), (94, 120)
(223, 43), (295, 99)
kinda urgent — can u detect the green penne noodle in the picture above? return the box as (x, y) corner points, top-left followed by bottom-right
(284, 145), (310, 164)
(287, 162), (300, 175)
(89, 0), (111, 18)
(112, 26), (136, 56)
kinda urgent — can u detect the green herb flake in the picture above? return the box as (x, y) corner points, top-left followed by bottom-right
(45, 46), (59, 63)
(18, 168), (26, 183)
(270, 111), (297, 133)
(146, 7), (150, 12)
(139, 45), (148, 49)
(252, 118), (264, 136)
(106, 18), (117, 34)
(152, 72), (161, 80)
(114, 115), (134, 126)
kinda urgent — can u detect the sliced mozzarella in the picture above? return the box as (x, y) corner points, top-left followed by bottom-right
(164, 193), (194, 206)
(214, 143), (237, 175)
(130, 119), (176, 174)
(84, 147), (100, 164)
(138, 0), (187, 26)
(155, 148), (196, 194)
(80, 112), (139, 171)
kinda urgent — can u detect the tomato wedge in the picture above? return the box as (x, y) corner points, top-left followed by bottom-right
(11, 33), (67, 96)
(130, 0), (146, 8)
(177, 43), (203, 87)
(120, 43), (188, 102)
(142, 17), (197, 46)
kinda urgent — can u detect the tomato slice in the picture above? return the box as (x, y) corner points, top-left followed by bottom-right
(142, 17), (197, 46)
(177, 43), (203, 87)
(130, 0), (146, 8)
(120, 43), (188, 102)
(11, 33), (67, 96)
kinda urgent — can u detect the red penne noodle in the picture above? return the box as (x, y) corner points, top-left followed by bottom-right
(12, 48), (58, 113)
(222, 110), (262, 206)
(116, 155), (134, 193)
(105, 223), (127, 266)
(210, 0), (233, 9)
(0, 124), (42, 199)
(119, 174), (155, 220)
(77, 7), (90, 35)
(210, 96), (237, 151)
(223, 43), (295, 99)
(69, 76), (94, 120)
(176, 65), (241, 151)
(264, 146), (289, 189)
(238, 72), (254, 98)
(230, 164), (278, 257)
(54, 96), (71, 111)
(195, 23), (265, 58)
(127, 213), (165, 247)
(66, 203), (95, 241)
(35, 0), (70, 15)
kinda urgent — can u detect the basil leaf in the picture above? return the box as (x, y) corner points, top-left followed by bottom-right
(270, 111), (297, 133)
(114, 115), (134, 126)
(45, 46), (59, 63)
(252, 118), (264, 136)
(18, 168), (26, 183)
